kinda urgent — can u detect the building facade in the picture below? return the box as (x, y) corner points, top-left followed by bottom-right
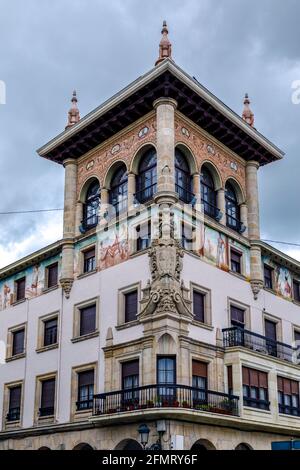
(1, 24), (300, 451)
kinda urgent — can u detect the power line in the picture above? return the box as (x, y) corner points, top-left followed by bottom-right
(0, 208), (63, 215)
(262, 239), (300, 248)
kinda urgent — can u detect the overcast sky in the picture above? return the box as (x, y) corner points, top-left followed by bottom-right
(0, 0), (300, 268)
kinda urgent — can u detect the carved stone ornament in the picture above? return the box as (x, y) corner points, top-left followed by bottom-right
(140, 209), (192, 320)
(60, 278), (74, 299)
(250, 279), (263, 300)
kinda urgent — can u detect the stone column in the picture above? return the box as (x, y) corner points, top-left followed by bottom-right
(192, 172), (201, 206)
(60, 158), (77, 298)
(127, 172), (136, 214)
(240, 203), (248, 237)
(75, 201), (83, 237)
(246, 160), (263, 299)
(153, 98), (178, 206)
(99, 187), (109, 226)
(217, 188), (226, 225)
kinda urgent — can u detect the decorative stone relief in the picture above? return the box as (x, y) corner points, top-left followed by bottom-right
(60, 278), (74, 299)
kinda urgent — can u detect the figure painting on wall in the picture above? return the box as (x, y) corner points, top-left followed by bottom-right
(216, 233), (227, 269)
(3, 284), (11, 309)
(274, 266), (292, 299)
(99, 230), (129, 270)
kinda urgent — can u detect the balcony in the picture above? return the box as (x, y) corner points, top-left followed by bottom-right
(202, 200), (222, 221)
(6, 407), (20, 422)
(93, 384), (239, 417)
(226, 214), (246, 234)
(223, 326), (296, 363)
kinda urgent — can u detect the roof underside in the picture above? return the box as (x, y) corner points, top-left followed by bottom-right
(38, 63), (283, 166)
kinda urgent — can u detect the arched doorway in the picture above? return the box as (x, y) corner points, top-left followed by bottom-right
(72, 443), (94, 450)
(114, 439), (143, 451)
(235, 443), (253, 450)
(191, 439), (216, 451)
(37, 446), (51, 450)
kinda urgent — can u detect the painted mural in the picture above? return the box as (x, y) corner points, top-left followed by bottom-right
(0, 254), (61, 311)
(262, 255), (293, 299)
(202, 226), (228, 270)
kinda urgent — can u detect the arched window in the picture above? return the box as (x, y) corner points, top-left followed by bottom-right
(201, 167), (218, 219)
(235, 443), (252, 451)
(175, 149), (193, 203)
(136, 148), (157, 203)
(225, 182), (241, 232)
(109, 165), (128, 216)
(83, 180), (100, 229)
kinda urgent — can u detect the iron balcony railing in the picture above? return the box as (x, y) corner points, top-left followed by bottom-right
(202, 199), (221, 221)
(223, 326), (296, 363)
(76, 399), (93, 411)
(6, 407), (20, 422)
(93, 384), (239, 417)
(279, 404), (300, 417)
(134, 183), (157, 204)
(226, 214), (245, 234)
(39, 406), (54, 417)
(175, 185), (195, 205)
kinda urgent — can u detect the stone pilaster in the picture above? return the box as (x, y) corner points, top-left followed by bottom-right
(60, 158), (77, 298)
(246, 160), (263, 299)
(153, 98), (178, 206)
(217, 188), (226, 225)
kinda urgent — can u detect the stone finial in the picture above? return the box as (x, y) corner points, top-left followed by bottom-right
(242, 93), (254, 127)
(155, 21), (172, 66)
(66, 90), (80, 129)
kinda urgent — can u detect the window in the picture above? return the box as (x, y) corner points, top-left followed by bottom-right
(83, 180), (100, 229)
(80, 305), (96, 336)
(230, 306), (245, 328)
(293, 280), (300, 302)
(264, 319), (277, 357)
(192, 361), (207, 403)
(175, 149), (193, 204)
(136, 148), (157, 203)
(278, 377), (300, 416)
(122, 360), (139, 404)
(230, 249), (242, 274)
(12, 329), (25, 356)
(264, 265), (273, 290)
(44, 318), (58, 347)
(83, 247), (96, 273)
(136, 221), (151, 252)
(7, 385), (21, 422)
(77, 370), (94, 411)
(15, 277), (26, 302)
(294, 330), (300, 346)
(40, 378), (55, 417)
(47, 263), (58, 289)
(157, 356), (176, 402)
(242, 367), (269, 410)
(225, 183), (241, 232)
(124, 290), (138, 323)
(193, 291), (205, 323)
(201, 167), (218, 219)
(109, 165), (128, 216)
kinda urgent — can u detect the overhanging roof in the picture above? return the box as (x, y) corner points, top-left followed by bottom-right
(37, 59), (284, 166)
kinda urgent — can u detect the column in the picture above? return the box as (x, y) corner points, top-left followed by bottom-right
(60, 158), (77, 298)
(240, 203), (248, 237)
(127, 172), (136, 214)
(192, 172), (201, 205)
(246, 160), (263, 298)
(153, 98), (177, 205)
(75, 201), (83, 237)
(99, 187), (109, 226)
(217, 188), (226, 225)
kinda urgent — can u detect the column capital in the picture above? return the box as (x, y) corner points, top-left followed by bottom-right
(153, 97), (178, 110)
(63, 157), (77, 168)
(246, 160), (260, 170)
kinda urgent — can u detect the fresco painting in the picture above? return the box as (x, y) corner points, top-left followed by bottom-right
(262, 256), (293, 299)
(203, 226), (228, 270)
(0, 255), (61, 310)
(98, 223), (129, 270)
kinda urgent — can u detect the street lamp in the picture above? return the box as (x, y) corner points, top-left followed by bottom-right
(138, 424), (150, 449)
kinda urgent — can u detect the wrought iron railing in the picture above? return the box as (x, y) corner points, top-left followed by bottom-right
(175, 185), (195, 205)
(93, 384), (239, 417)
(279, 404), (300, 416)
(202, 199), (221, 221)
(39, 406), (54, 417)
(81, 215), (99, 231)
(6, 407), (20, 422)
(226, 214), (245, 233)
(223, 326), (296, 363)
(76, 399), (93, 411)
(135, 183), (157, 204)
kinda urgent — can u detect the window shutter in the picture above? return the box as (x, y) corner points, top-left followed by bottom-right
(277, 377), (284, 392)
(258, 371), (268, 389)
(16, 278), (26, 301)
(48, 263), (58, 288)
(250, 369), (259, 387)
(192, 360), (207, 378)
(125, 290), (138, 323)
(231, 250), (241, 263)
(193, 291), (205, 323)
(242, 367), (249, 386)
(227, 366), (233, 390)
(78, 370), (94, 387)
(41, 379), (55, 409)
(122, 360), (139, 378)
(9, 386), (21, 409)
(80, 305), (96, 336)
(231, 306), (245, 325)
(292, 380), (299, 395)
